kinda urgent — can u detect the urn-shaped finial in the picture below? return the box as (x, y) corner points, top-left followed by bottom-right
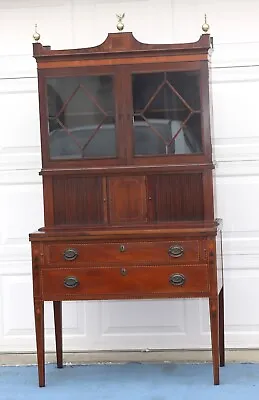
(33, 24), (41, 42)
(116, 13), (125, 31)
(202, 14), (210, 33)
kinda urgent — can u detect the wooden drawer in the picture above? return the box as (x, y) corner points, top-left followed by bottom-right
(40, 265), (209, 300)
(45, 240), (204, 266)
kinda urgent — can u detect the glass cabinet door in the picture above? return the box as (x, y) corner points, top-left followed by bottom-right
(131, 70), (202, 157)
(46, 74), (117, 160)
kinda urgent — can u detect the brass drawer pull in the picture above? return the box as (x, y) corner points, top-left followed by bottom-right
(63, 248), (78, 261)
(120, 268), (127, 276)
(64, 276), (79, 288)
(168, 245), (184, 258)
(169, 273), (185, 286)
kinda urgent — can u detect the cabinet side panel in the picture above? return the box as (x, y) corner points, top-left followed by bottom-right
(53, 176), (104, 225)
(107, 176), (147, 224)
(42, 176), (54, 226)
(148, 173), (204, 222)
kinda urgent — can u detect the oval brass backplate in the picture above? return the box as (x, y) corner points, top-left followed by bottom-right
(64, 276), (79, 288)
(168, 245), (184, 258)
(169, 273), (185, 286)
(63, 248), (78, 261)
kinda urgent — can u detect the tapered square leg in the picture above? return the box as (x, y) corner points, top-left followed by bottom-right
(219, 287), (225, 367)
(34, 300), (45, 387)
(209, 297), (219, 385)
(53, 301), (63, 368)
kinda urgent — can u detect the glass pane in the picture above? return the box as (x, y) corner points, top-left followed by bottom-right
(47, 75), (116, 160)
(132, 71), (202, 156)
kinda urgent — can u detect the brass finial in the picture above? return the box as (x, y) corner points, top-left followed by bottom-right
(33, 24), (41, 42)
(202, 14), (210, 33)
(116, 13), (125, 31)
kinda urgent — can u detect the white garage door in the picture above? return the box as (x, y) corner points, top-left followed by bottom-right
(1, 0), (259, 353)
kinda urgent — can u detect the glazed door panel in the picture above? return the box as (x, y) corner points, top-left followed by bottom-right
(122, 63), (212, 165)
(107, 176), (147, 224)
(131, 70), (202, 156)
(39, 67), (127, 168)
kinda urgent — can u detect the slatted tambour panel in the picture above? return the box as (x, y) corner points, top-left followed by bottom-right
(147, 173), (204, 222)
(52, 176), (104, 225)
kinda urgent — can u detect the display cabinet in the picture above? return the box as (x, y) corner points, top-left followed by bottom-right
(29, 21), (224, 387)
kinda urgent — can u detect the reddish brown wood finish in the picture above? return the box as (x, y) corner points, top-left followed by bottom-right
(44, 239), (203, 265)
(147, 173), (204, 222)
(53, 301), (63, 368)
(107, 176), (147, 224)
(30, 32), (224, 387)
(40, 264), (210, 300)
(33, 33), (211, 66)
(52, 176), (104, 225)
